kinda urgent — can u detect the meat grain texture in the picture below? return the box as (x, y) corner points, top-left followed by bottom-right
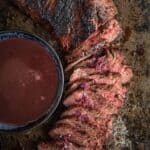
(38, 47), (133, 149)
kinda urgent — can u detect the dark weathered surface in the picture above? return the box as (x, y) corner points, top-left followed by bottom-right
(0, 0), (150, 149)
(10, 0), (117, 50)
(111, 0), (150, 149)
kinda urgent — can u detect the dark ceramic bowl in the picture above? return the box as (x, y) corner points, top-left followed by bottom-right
(0, 31), (64, 132)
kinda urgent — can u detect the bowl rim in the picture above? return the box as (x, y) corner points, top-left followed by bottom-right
(0, 30), (64, 133)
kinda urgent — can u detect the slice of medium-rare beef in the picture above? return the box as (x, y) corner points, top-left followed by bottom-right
(56, 117), (113, 150)
(74, 75), (125, 93)
(91, 82), (127, 100)
(75, 56), (97, 68)
(60, 106), (102, 127)
(38, 141), (59, 150)
(65, 19), (122, 66)
(10, 0), (117, 50)
(91, 51), (124, 74)
(56, 117), (110, 143)
(65, 47), (124, 76)
(66, 73), (123, 96)
(66, 80), (112, 96)
(64, 83), (126, 111)
(66, 47), (125, 75)
(69, 67), (119, 84)
(65, 49), (104, 73)
(49, 125), (90, 147)
(60, 106), (115, 126)
(89, 54), (133, 84)
(104, 48), (127, 72)
(68, 68), (102, 80)
(63, 92), (123, 118)
(38, 140), (80, 150)
(38, 141), (63, 150)
(66, 49), (133, 90)
(63, 89), (106, 109)
(50, 123), (108, 149)
(69, 69), (120, 84)
(103, 50), (133, 83)
(57, 117), (96, 134)
(63, 94), (123, 119)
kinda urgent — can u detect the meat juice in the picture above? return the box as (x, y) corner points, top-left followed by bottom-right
(0, 38), (58, 125)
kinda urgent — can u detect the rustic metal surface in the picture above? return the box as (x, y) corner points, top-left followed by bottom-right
(112, 0), (150, 149)
(0, 0), (150, 149)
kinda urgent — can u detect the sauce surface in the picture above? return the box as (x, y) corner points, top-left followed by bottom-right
(0, 38), (58, 125)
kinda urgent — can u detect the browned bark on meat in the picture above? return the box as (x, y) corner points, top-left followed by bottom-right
(10, 0), (118, 50)
(65, 19), (122, 65)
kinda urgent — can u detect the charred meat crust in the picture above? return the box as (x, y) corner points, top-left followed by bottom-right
(10, 0), (117, 50)
(65, 19), (122, 65)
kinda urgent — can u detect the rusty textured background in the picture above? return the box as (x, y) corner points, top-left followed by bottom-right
(0, 0), (150, 149)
